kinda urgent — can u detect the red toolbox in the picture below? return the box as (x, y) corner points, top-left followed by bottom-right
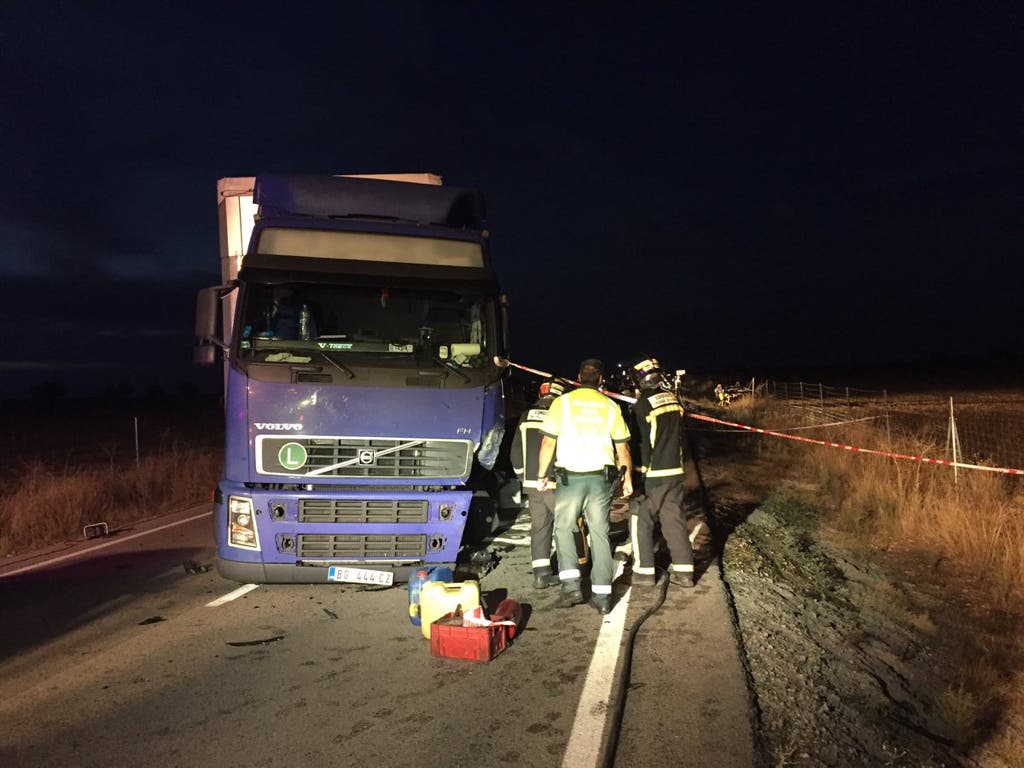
(429, 617), (510, 662)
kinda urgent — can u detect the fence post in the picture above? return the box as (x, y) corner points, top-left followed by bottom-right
(883, 389), (891, 444)
(799, 381), (804, 402)
(845, 386), (851, 416)
(819, 382), (824, 416)
(134, 416), (140, 469)
(948, 397), (960, 485)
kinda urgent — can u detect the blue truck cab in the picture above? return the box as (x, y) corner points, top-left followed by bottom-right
(194, 174), (509, 585)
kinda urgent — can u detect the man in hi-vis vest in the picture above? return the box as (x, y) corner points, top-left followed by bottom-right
(538, 359), (633, 615)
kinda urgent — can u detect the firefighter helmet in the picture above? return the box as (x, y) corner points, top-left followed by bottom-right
(538, 377), (568, 399)
(630, 357), (669, 390)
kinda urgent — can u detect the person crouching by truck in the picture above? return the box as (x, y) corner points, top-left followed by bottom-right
(627, 357), (694, 587)
(537, 359), (633, 615)
(511, 377), (579, 589)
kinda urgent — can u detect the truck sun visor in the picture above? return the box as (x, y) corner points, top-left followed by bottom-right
(254, 228), (484, 268)
(254, 174), (485, 229)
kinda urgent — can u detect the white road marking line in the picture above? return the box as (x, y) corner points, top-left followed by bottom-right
(206, 583), (260, 607)
(0, 510), (213, 579)
(488, 536), (530, 546)
(561, 554), (631, 768)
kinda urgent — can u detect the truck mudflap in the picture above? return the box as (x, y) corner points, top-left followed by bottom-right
(215, 557), (456, 585)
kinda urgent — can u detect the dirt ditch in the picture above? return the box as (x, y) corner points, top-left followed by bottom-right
(692, 436), (976, 767)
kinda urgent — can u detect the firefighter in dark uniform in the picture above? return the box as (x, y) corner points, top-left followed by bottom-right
(538, 359), (633, 614)
(628, 357), (695, 587)
(511, 377), (574, 589)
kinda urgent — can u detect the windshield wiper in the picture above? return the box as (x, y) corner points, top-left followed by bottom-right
(431, 356), (470, 383)
(250, 338), (355, 378)
(390, 338), (472, 384)
(316, 349), (356, 379)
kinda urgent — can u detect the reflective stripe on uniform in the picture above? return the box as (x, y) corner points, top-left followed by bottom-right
(522, 479), (556, 490)
(559, 568), (582, 581)
(646, 467), (684, 478)
(532, 558), (553, 568)
(646, 399), (683, 453)
(671, 563), (694, 573)
(591, 583), (612, 595)
(688, 522), (706, 545)
(633, 565), (656, 575)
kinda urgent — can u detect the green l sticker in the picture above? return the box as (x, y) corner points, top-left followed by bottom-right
(278, 442), (308, 471)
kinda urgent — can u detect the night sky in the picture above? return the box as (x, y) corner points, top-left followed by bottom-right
(1, 3), (1020, 399)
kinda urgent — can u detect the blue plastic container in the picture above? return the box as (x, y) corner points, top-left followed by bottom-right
(408, 565), (454, 626)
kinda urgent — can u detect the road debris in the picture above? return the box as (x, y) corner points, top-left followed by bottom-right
(82, 522), (109, 540)
(226, 635), (285, 647)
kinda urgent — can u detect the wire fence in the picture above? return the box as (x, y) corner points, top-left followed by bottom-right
(762, 381), (1024, 474)
(0, 395), (224, 484)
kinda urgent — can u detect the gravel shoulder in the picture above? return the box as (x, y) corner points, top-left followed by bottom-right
(692, 435), (971, 767)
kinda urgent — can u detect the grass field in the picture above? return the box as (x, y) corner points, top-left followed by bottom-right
(0, 394), (222, 556)
(732, 389), (1024, 765)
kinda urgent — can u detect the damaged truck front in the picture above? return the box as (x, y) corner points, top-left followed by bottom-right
(195, 174), (509, 585)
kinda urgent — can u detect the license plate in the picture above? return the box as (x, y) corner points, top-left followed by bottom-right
(327, 566), (394, 586)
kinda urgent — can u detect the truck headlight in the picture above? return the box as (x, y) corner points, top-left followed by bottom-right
(228, 496), (260, 550)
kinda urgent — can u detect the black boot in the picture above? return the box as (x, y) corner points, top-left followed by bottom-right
(560, 580), (585, 607)
(533, 568), (559, 589)
(669, 569), (695, 588)
(589, 595), (612, 614)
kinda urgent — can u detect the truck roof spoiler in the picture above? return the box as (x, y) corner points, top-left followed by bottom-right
(254, 174), (485, 230)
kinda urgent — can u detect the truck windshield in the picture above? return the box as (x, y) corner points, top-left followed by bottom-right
(237, 282), (495, 369)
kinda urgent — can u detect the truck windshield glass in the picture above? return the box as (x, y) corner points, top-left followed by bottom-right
(238, 283), (494, 369)
(256, 228), (484, 268)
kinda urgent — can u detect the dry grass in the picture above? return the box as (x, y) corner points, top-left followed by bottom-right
(0, 446), (220, 556)
(783, 416), (1024, 763)
(808, 423), (1024, 609)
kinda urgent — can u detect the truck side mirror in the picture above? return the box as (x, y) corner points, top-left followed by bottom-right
(194, 344), (217, 365)
(195, 285), (230, 365)
(196, 286), (222, 340)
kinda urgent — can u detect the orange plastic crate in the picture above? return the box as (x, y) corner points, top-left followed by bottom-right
(429, 618), (509, 662)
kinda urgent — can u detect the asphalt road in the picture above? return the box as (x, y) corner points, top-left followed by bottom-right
(0, 499), (755, 768)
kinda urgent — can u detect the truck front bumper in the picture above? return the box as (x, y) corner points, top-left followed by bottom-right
(213, 482), (473, 584)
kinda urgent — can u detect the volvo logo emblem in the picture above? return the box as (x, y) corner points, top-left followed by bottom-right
(358, 449), (375, 465)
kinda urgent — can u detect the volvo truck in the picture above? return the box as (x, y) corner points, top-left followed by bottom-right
(195, 173), (508, 584)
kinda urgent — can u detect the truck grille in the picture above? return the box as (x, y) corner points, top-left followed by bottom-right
(257, 436), (472, 478)
(297, 534), (426, 559)
(298, 499), (429, 524)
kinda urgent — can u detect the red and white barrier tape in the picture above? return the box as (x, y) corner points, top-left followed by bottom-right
(504, 359), (637, 404)
(507, 357), (1022, 476)
(687, 412), (1024, 476)
(689, 415), (882, 433)
(504, 359), (555, 378)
